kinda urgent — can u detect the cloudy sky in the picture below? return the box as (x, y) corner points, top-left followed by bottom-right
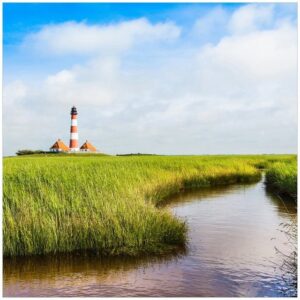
(3, 3), (297, 156)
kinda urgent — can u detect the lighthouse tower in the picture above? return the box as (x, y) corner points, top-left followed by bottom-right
(69, 106), (79, 152)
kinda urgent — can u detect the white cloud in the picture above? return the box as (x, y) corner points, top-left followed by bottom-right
(43, 57), (121, 106)
(228, 4), (274, 34)
(46, 70), (74, 85)
(199, 23), (297, 82)
(3, 80), (27, 105)
(193, 6), (229, 37)
(22, 18), (181, 56)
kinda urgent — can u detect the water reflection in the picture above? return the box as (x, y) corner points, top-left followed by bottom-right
(3, 179), (297, 297)
(4, 250), (186, 297)
(265, 188), (297, 216)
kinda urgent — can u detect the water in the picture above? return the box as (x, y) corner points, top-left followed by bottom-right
(3, 178), (297, 297)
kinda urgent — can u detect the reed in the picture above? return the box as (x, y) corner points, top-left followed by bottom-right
(3, 154), (295, 257)
(265, 158), (297, 200)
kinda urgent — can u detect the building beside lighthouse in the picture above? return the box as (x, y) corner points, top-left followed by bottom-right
(80, 140), (97, 152)
(50, 139), (69, 152)
(49, 106), (98, 153)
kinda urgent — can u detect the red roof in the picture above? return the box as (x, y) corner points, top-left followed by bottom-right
(50, 139), (69, 151)
(80, 140), (97, 152)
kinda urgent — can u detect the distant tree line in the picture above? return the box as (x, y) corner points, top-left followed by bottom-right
(16, 150), (108, 156)
(16, 149), (50, 156)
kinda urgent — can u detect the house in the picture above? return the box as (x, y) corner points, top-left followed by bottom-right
(49, 139), (69, 152)
(80, 140), (97, 152)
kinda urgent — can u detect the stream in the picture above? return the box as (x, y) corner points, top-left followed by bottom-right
(3, 178), (297, 297)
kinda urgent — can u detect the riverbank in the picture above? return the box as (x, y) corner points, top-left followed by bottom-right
(3, 154), (296, 257)
(265, 160), (297, 200)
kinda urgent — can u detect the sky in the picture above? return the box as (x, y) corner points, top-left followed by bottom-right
(3, 3), (298, 156)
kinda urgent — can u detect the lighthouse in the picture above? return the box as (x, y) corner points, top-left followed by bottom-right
(69, 106), (79, 152)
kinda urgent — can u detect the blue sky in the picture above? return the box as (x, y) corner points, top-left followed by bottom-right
(3, 3), (243, 43)
(3, 3), (298, 155)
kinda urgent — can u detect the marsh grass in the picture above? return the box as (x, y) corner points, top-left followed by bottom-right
(265, 159), (297, 200)
(3, 154), (295, 257)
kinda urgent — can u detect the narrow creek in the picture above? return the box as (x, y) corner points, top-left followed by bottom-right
(3, 177), (297, 297)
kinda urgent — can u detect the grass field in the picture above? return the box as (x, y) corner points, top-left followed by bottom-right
(3, 154), (296, 257)
(265, 159), (297, 200)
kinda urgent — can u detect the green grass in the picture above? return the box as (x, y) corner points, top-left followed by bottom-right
(3, 154), (296, 257)
(265, 158), (297, 200)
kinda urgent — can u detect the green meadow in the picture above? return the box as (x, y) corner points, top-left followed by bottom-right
(3, 154), (296, 257)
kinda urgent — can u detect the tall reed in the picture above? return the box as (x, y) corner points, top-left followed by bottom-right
(3, 154), (295, 257)
(265, 159), (297, 200)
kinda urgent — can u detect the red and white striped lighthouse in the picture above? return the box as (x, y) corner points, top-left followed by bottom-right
(69, 106), (79, 152)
